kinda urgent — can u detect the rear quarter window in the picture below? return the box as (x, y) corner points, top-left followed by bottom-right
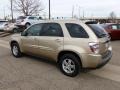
(65, 23), (89, 38)
(88, 24), (107, 38)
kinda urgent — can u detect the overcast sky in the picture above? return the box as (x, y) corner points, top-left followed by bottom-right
(0, 0), (120, 18)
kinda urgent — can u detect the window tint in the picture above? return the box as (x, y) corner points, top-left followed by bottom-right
(26, 24), (43, 36)
(65, 23), (89, 38)
(88, 24), (107, 38)
(40, 23), (63, 37)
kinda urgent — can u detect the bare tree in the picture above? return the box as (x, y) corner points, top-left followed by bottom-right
(109, 11), (117, 23)
(13, 0), (44, 16)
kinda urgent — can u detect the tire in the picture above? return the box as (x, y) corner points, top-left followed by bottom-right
(58, 54), (81, 77)
(11, 43), (22, 58)
(13, 28), (18, 33)
(25, 23), (31, 28)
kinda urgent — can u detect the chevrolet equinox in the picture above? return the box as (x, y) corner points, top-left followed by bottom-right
(10, 20), (112, 77)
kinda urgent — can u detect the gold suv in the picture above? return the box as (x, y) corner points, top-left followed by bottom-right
(10, 20), (112, 77)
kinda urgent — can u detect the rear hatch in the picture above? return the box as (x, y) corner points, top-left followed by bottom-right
(88, 24), (110, 54)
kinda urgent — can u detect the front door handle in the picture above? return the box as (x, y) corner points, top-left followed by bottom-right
(55, 39), (61, 42)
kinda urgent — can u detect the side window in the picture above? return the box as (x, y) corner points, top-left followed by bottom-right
(65, 23), (89, 38)
(28, 17), (37, 20)
(111, 25), (117, 30)
(40, 23), (63, 37)
(26, 24), (42, 36)
(28, 17), (34, 20)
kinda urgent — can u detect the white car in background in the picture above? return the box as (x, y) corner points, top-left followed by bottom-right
(0, 20), (8, 31)
(4, 23), (19, 33)
(16, 16), (43, 28)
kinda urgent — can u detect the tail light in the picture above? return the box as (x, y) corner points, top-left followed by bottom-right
(89, 42), (99, 54)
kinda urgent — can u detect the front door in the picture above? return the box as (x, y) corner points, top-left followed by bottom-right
(21, 24), (42, 54)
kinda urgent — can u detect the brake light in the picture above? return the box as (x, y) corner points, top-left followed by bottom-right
(89, 42), (99, 54)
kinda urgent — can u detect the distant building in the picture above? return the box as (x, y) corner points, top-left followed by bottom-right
(80, 17), (120, 23)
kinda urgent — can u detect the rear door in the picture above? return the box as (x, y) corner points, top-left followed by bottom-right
(36, 23), (64, 60)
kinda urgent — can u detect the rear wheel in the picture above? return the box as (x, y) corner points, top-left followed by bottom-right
(58, 54), (81, 77)
(11, 43), (22, 58)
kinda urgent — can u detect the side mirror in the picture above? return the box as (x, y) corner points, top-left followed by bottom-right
(21, 31), (27, 36)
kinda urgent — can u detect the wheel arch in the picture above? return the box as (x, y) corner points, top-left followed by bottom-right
(57, 50), (83, 68)
(25, 22), (31, 25)
(10, 40), (22, 51)
(10, 40), (19, 47)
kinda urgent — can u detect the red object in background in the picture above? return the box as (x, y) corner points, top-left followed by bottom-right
(101, 23), (120, 40)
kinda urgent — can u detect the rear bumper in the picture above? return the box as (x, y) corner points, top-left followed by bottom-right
(96, 50), (112, 69)
(81, 46), (112, 69)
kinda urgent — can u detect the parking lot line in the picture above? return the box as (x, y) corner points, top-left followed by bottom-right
(0, 32), (12, 37)
(0, 39), (120, 82)
(0, 39), (9, 44)
(0, 40), (10, 49)
(0, 43), (10, 49)
(90, 64), (120, 82)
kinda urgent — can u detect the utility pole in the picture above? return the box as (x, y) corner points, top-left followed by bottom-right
(83, 10), (85, 20)
(49, 0), (51, 20)
(78, 6), (81, 19)
(3, 7), (6, 20)
(72, 6), (74, 18)
(10, 0), (14, 22)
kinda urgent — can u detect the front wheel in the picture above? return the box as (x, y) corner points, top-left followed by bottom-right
(58, 54), (81, 77)
(13, 28), (18, 33)
(11, 43), (22, 58)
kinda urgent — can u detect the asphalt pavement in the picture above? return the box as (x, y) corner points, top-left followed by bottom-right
(0, 35), (120, 90)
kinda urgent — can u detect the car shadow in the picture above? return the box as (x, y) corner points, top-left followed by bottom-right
(22, 54), (57, 67)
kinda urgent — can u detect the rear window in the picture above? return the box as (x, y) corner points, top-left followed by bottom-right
(17, 16), (26, 20)
(88, 24), (107, 38)
(65, 23), (89, 38)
